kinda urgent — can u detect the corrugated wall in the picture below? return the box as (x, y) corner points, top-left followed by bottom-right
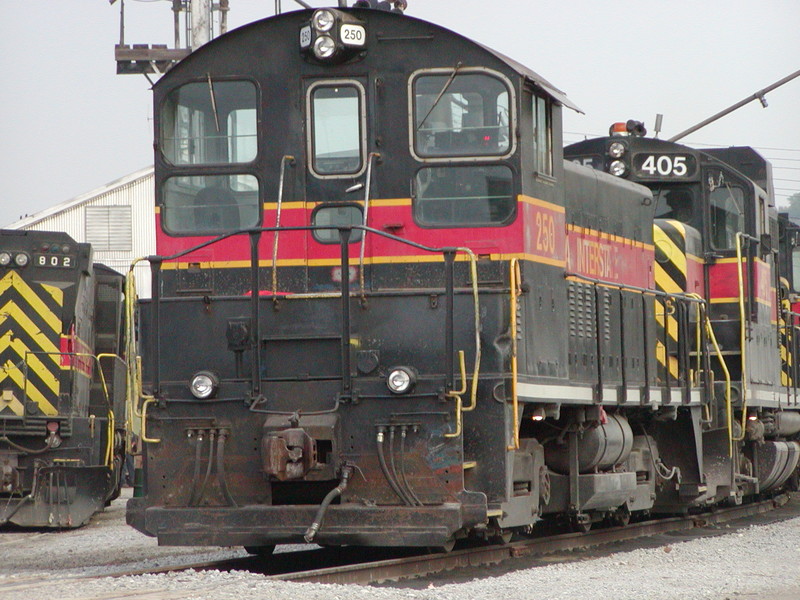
(11, 169), (155, 298)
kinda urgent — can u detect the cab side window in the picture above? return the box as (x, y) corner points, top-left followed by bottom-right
(533, 94), (552, 176)
(412, 71), (511, 159)
(708, 170), (745, 250)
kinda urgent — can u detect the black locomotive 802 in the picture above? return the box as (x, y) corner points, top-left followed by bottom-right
(126, 3), (800, 551)
(0, 229), (127, 527)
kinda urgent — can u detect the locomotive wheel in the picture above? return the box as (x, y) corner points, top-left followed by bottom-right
(427, 538), (456, 553)
(244, 545), (276, 557)
(569, 515), (591, 533)
(491, 529), (514, 544)
(611, 505), (631, 527)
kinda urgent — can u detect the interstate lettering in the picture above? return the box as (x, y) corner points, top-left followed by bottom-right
(575, 238), (615, 279)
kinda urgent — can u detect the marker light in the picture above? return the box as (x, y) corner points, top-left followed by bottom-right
(190, 371), (219, 399)
(387, 367), (416, 394)
(14, 253), (29, 267)
(609, 122), (628, 136)
(313, 9), (336, 33)
(313, 35), (337, 60)
(0, 252), (11, 266)
(609, 160), (627, 177)
(530, 406), (546, 421)
(608, 141), (626, 158)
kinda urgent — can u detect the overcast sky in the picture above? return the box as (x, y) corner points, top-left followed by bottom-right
(1, 0), (798, 226)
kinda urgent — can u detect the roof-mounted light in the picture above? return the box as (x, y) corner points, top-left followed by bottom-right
(313, 35), (337, 60)
(608, 141), (626, 158)
(301, 9), (367, 64)
(609, 160), (627, 177)
(312, 9), (336, 33)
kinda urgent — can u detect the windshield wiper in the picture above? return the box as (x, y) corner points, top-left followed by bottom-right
(416, 61), (463, 131)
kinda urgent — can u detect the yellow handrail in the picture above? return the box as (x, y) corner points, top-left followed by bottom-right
(458, 248), (481, 412)
(444, 351), (467, 439)
(507, 258), (521, 451)
(733, 233), (748, 441)
(687, 293), (733, 456)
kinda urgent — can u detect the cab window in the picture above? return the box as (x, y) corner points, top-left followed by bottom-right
(162, 174), (260, 235)
(308, 82), (365, 177)
(533, 95), (552, 176)
(312, 204), (363, 244)
(653, 186), (696, 223)
(161, 80), (257, 165)
(708, 170), (745, 250)
(412, 71), (511, 159)
(414, 165), (514, 226)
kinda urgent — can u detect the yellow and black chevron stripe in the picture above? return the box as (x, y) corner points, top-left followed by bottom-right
(654, 221), (689, 381)
(779, 278), (793, 387)
(0, 271), (62, 417)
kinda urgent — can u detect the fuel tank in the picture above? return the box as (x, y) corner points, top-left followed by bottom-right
(545, 413), (634, 474)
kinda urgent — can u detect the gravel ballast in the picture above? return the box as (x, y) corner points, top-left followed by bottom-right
(0, 489), (798, 600)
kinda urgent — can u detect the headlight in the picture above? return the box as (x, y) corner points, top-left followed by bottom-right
(312, 9), (336, 33)
(313, 35), (337, 60)
(387, 367), (416, 394)
(14, 253), (29, 267)
(609, 160), (627, 177)
(0, 252), (11, 266)
(608, 141), (626, 158)
(190, 371), (219, 399)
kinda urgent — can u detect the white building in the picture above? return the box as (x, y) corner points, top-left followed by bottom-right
(6, 167), (155, 298)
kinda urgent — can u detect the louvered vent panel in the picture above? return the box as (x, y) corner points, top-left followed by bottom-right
(85, 206), (132, 252)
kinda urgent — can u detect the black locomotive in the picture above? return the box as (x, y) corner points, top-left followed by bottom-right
(0, 229), (127, 527)
(126, 4), (800, 551)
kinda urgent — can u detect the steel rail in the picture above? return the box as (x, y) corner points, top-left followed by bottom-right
(273, 495), (788, 584)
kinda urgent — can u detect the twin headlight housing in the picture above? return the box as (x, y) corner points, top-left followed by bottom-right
(607, 141), (628, 177)
(0, 251), (30, 267)
(301, 9), (366, 63)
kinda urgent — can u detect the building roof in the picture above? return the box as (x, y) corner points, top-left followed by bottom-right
(6, 166), (154, 230)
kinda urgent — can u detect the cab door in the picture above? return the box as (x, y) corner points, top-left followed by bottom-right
(303, 77), (370, 292)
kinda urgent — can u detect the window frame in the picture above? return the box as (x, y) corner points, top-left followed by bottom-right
(159, 78), (259, 167)
(408, 67), (516, 164)
(706, 169), (746, 252)
(160, 173), (261, 237)
(533, 93), (553, 177)
(310, 203), (364, 244)
(305, 79), (368, 180)
(412, 164), (516, 228)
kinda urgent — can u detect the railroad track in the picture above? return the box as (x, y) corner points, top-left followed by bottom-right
(276, 495), (791, 584)
(0, 494), (791, 597)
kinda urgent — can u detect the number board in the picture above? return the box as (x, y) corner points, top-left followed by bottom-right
(34, 254), (75, 269)
(340, 24), (366, 47)
(299, 25), (312, 49)
(633, 154), (697, 179)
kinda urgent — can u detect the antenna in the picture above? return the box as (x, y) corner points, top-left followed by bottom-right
(654, 114), (663, 139)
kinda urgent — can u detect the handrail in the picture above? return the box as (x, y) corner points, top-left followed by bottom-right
(271, 155), (296, 297)
(138, 224), (484, 442)
(686, 293), (733, 456)
(734, 232), (753, 441)
(507, 258), (521, 451)
(358, 152), (381, 298)
(444, 351), (467, 439)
